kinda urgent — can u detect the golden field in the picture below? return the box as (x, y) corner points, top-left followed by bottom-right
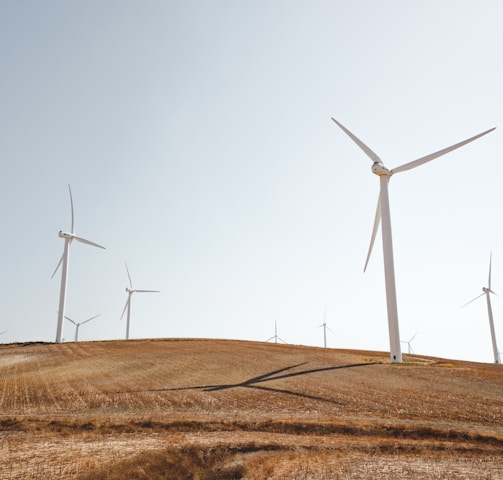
(0, 338), (502, 479)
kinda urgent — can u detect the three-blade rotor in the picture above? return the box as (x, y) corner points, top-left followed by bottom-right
(461, 252), (497, 308)
(51, 185), (105, 279)
(121, 262), (160, 321)
(65, 314), (101, 327)
(331, 118), (495, 270)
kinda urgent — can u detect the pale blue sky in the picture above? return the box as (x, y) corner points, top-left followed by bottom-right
(1, 1), (502, 362)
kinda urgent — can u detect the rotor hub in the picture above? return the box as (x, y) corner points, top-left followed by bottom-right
(371, 162), (392, 177)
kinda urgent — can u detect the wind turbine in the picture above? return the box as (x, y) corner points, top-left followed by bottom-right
(121, 263), (160, 340)
(266, 319), (286, 344)
(400, 332), (418, 354)
(52, 185), (106, 344)
(319, 307), (334, 348)
(65, 314), (100, 342)
(332, 117), (495, 363)
(462, 252), (500, 364)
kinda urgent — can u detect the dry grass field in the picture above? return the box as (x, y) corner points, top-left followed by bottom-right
(0, 338), (502, 479)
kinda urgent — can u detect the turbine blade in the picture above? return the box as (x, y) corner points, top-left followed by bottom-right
(120, 298), (129, 321)
(460, 292), (485, 308)
(391, 127), (495, 175)
(81, 314), (100, 325)
(134, 290), (160, 293)
(409, 332), (418, 342)
(488, 251), (493, 290)
(364, 193), (381, 272)
(73, 235), (106, 249)
(68, 185), (75, 234)
(64, 316), (77, 326)
(51, 253), (64, 279)
(125, 262), (133, 289)
(331, 118), (382, 163)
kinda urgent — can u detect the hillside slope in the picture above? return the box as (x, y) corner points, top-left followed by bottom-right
(0, 339), (502, 479)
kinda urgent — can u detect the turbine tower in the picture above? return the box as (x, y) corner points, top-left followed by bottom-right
(52, 185), (105, 343)
(332, 118), (495, 363)
(121, 263), (160, 340)
(462, 253), (500, 364)
(65, 314), (100, 342)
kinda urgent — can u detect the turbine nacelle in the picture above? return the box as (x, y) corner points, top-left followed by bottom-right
(482, 287), (496, 295)
(58, 231), (73, 239)
(371, 162), (392, 177)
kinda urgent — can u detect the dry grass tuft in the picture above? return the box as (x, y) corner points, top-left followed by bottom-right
(76, 446), (246, 480)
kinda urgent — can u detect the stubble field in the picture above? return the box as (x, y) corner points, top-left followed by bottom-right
(0, 338), (502, 479)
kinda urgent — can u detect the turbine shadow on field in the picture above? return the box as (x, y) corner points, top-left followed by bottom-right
(201, 362), (379, 392)
(123, 362), (381, 405)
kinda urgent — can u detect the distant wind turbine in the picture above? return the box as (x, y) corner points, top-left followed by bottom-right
(65, 314), (100, 342)
(266, 319), (286, 344)
(52, 185), (106, 344)
(121, 263), (160, 340)
(462, 252), (501, 364)
(400, 332), (418, 354)
(332, 117), (495, 363)
(319, 307), (334, 348)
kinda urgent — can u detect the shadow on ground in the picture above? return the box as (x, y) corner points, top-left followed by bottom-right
(119, 362), (381, 405)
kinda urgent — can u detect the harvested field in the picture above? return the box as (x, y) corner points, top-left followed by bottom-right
(0, 339), (502, 478)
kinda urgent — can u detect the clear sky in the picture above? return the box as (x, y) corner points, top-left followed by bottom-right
(1, 1), (502, 363)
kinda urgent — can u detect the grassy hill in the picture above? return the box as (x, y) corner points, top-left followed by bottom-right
(0, 339), (502, 479)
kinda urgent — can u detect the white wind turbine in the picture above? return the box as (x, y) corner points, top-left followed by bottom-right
(266, 319), (286, 344)
(65, 314), (100, 342)
(121, 263), (160, 340)
(319, 307), (334, 348)
(52, 185), (106, 344)
(400, 332), (418, 355)
(332, 117), (495, 363)
(462, 253), (500, 364)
